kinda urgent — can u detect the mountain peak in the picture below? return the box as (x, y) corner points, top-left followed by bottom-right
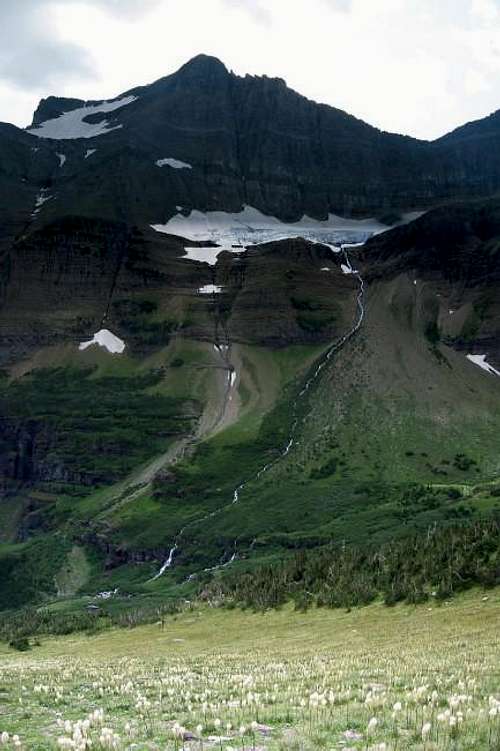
(30, 96), (85, 128)
(175, 54), (228, 79)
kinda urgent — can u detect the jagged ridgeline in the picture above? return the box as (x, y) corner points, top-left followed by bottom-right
(1, 55), (500, 615)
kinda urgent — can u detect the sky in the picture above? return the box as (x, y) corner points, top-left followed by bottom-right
(1, 0), (500, 139)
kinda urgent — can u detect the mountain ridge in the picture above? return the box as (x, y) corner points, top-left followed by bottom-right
(0, 53), (495, 231)
(28, 54), (500, 144)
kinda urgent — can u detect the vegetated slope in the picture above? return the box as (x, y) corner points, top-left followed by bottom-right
(2, 202), (500, 607)
(150, 274), (500, 578)
(231, 200), (500, 549)
(0, 213), (360, 606)
(124, 201), (500, 575)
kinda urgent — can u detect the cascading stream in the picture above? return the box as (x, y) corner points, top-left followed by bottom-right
(151, 243), (365, 579)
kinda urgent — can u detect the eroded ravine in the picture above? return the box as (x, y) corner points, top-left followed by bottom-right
(91, 283), (238, 529)
(151, 243), (366, 579)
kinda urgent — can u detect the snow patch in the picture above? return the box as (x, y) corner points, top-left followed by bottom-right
(56, 153), (66, 167)
(183, 245), (245, 266)
(79, 329), (126, 354)
(198, 284), (223, 294)
(321, 267), (331, 271)
(27, 95), (137, 140)
(85, 148), (97, 159)
(156, 157), (192, 169)
(466, 354), (500, 377)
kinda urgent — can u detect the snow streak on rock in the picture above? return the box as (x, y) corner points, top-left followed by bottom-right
(467, 354), (500, 377)
(155, 157), (192, 169)
(32, 189), (52, 217)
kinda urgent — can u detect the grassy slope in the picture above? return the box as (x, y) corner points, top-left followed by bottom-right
(100, 343), (326, 553)
(201, 273), (500, 554)
(0, 337), (329, 602)
(74, 269), (500, 593)
(1, 590), (499, 748)
(2, 588), (496, 660)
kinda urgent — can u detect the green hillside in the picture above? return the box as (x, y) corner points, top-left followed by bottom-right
(1, 199), (500, 612)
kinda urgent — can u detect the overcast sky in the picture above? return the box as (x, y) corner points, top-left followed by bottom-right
(1, 0), (500, 139)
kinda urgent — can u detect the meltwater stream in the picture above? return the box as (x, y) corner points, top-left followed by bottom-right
(151, 243), (365, 581)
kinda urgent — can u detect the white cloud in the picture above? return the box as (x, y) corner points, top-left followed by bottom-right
(1, 0), (500, 138)
(0, 1), (94, 89)
(221, 0), (272, 25)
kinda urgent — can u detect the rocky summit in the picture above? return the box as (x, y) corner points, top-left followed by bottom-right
(1, 55), (500, 612)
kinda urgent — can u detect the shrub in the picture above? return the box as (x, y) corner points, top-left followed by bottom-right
(9, 637), (31, 652)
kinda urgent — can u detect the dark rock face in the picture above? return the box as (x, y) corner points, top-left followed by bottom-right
(0, 216), (132, 365)
(220, 238), (357, 346)
(363, 197), (500, 367)
(30, 97), (87, 127)
(78, 530), (171, 570)
(0, 217), (356, 365)
(363, 198), (500, 284)
(0, 418), (97, 487)
(4, 53), (500, 232)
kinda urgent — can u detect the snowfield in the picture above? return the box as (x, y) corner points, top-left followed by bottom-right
(151, 205), (388, 248)
(151, 206), (423, 257)
(79, 329), (126, 354)
(27, 95), (137, 140)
